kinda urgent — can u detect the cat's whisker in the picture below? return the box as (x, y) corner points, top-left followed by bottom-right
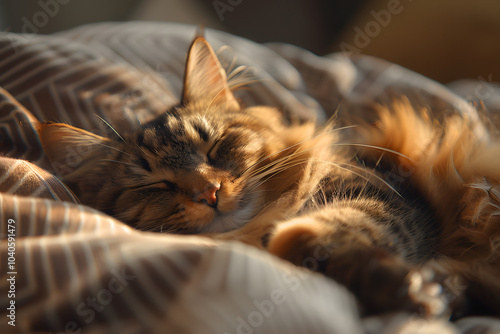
(243, 151), (312, 179)
(94, 142), (135, 159)
(245, 159), (315, 202)
(94, 114), (127, 144)
(226, 65), (247, 80)
(216, 47), (260, 90)
(138, 216), (183, 233)
(241, 146), (311, 179)
(100, 159), (135, 166)
(312, 159), (403, 198)
(374, 151), (386, 168)
(251, 156), (311, 180)
(243, 137), (413, 182)
(331, 143), (414, 161)
(246, 157), (312, 190)
(244, 152), (325, 190)
(203, 91), (222, 117)
(240, 125), (359, 177)
(316, 183), (328, 209)
(242, 133), (346, 178)
(245, 145), (402, 198)
(217, 45), (238, 74)
(226, 65), (259, 90)
(228, 79), (263, 91)
(244, 122), (365, 180)
(328, 100), (344, 122)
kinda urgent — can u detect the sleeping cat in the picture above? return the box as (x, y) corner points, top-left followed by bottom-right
(39, 36), (500, 316)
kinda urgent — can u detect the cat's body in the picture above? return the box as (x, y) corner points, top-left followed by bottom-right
(39, 36), (500, 316)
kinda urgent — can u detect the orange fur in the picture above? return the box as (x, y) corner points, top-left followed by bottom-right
(359, 98), (500, 311)
(39, 35), (500, 315)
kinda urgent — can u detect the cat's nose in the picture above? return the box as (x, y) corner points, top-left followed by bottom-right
(194, 183), (220, 208)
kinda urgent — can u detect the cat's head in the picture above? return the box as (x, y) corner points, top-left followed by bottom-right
(39, 36), (315, 233)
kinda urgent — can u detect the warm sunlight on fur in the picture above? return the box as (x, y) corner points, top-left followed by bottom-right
(39, 35), (500, 316)
(267, 218), (324, 258)
(357, 99), (500, 312)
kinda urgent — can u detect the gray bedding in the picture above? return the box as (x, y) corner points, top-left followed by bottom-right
(0, 22), (499, 333)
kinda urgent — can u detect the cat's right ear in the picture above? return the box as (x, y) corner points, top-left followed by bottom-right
(39, 123), (115, 181)
(181, 36), (240, 110)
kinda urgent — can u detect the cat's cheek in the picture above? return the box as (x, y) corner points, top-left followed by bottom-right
(217, 199), (238, 214)
(216, 187), (240, 213)
(213, 179), (245, 212)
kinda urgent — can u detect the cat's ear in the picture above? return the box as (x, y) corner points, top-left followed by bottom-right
(182, 36), (240, 110)
(39, 123), (115, 181)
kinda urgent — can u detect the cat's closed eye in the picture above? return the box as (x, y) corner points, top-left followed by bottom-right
(138, 157), (152, 172)
(130, 180), (177, 191)
(148, 180), (177, 191)
(161, 180), (177, 191)
(208, 140), (222, 163)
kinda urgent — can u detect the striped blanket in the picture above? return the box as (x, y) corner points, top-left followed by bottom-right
(1, 22), (500, 333)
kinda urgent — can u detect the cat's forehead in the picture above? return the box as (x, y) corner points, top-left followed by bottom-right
(132, 113), (218, 169)
(142, 113), (217, 143)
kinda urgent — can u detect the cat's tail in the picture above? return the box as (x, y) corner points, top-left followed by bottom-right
(359, 98), (500, 312)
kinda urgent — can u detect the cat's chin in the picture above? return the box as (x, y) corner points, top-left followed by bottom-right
(198, 191), (261, 233)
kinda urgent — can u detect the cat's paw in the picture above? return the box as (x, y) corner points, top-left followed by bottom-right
(343, 249), (448, 317)
(267, 218), (448, 316)
(406, 267), (448, 317)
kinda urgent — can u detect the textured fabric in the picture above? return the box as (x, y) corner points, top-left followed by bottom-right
(1, 22), (500, 333)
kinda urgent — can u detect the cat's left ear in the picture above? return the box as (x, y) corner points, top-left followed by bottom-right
(182, 37), (240, 110)
(39, 123), (115, 181)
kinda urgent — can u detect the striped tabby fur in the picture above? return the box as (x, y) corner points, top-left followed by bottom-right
(39, 36), (500, 316)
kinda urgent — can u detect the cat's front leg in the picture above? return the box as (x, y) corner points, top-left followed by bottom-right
(267, 215), (447, 316)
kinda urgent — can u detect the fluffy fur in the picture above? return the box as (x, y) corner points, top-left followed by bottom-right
(39, 36), (500, 317)
(359, 101), (500, 314)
